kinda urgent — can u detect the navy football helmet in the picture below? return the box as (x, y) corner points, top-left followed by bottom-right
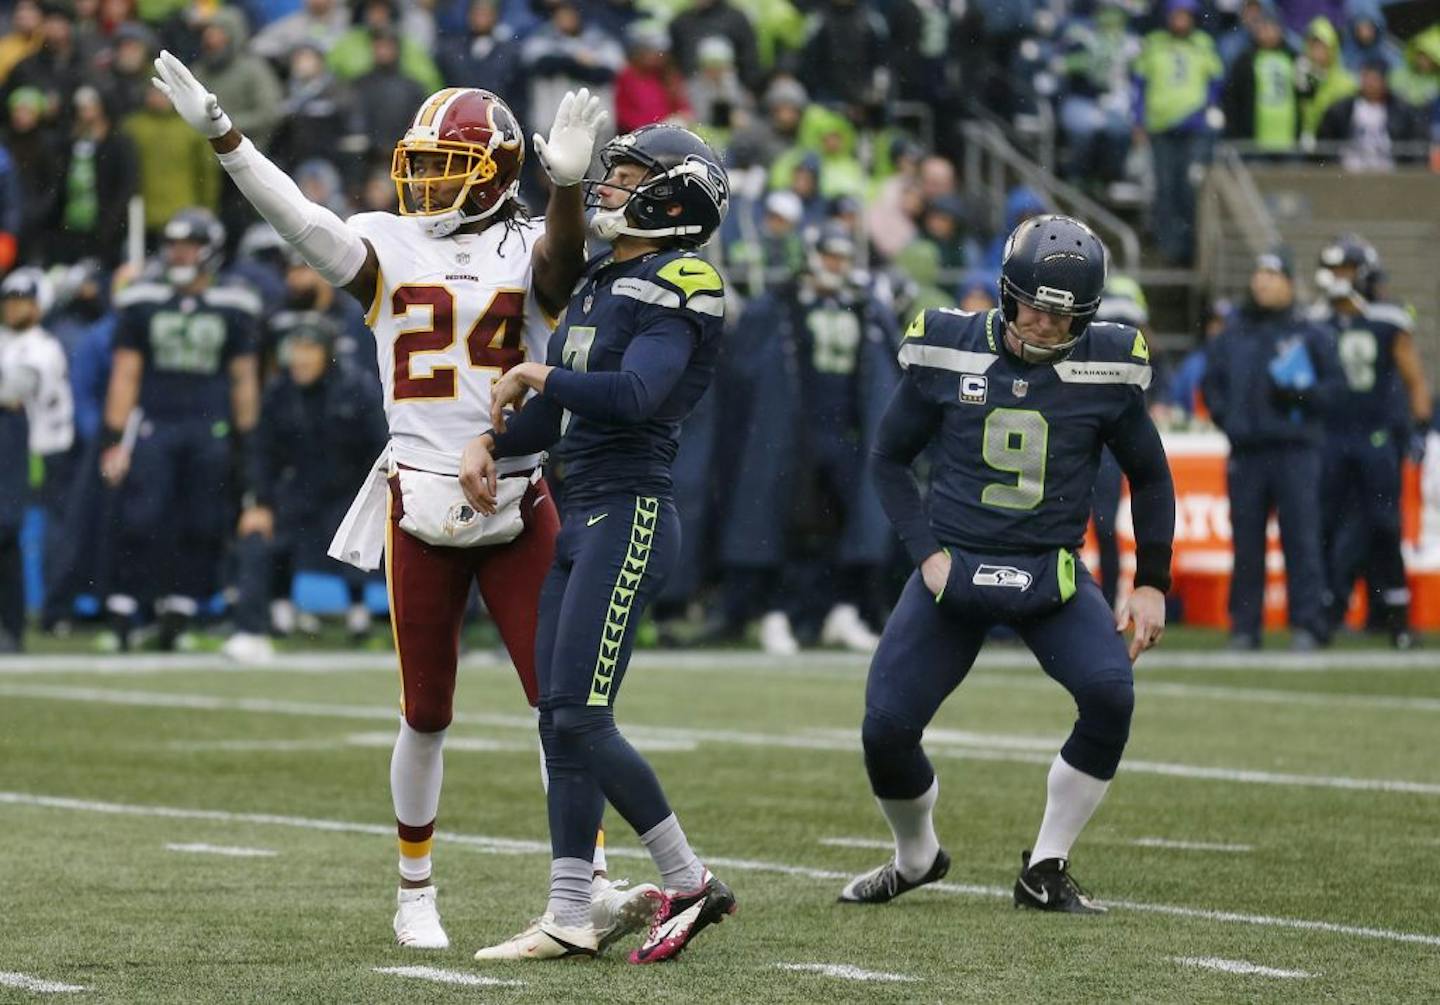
(999, 214), (1107, 362)
(586, 124), (729, 249)
(1316, 232), (1381, 302)
(162, 207), (226, 286)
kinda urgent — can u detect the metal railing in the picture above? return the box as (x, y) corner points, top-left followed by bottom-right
(960, 119), (1141, 271)
(1197, 144), (1281, 295)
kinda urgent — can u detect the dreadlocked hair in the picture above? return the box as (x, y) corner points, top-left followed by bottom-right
(495, 199), (533, 258)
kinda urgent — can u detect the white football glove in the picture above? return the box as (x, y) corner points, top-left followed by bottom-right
(150, 49), (232, 139)
(534, 88), (608, 188)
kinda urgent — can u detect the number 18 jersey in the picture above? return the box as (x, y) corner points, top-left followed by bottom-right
(899, 307), (1154, 553)
(348, 211), (553, 475)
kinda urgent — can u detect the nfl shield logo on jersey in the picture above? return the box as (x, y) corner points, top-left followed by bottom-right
(582, 293), (594, 314)
(1012, 378), (1029, 398)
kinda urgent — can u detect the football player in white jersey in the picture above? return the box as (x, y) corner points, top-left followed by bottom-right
(151, 52), (659, 953)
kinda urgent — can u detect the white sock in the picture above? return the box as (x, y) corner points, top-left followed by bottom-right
(390, 719), (446, 880)
(878, 777), (941, 881)
(1031, 754), (1111, 865)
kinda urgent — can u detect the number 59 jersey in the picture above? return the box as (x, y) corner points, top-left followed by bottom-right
(899, 307), (1154, 553)
(349, 211), (553, 475)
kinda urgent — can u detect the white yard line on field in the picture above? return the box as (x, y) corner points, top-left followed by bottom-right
(776, 963), (921, 983)
(7, 683), (1440, 797)
(819, 837), (895, 851)
(0, 972), (87, 993)
(826, 833), (1254, 857)
(373, 966), (522, 988)
(1170, 956), (1315, 979)
(164, 843), (278, 858)
(2, 648), (1439, 676)
(1130, 837), (1254, 853)
(5, 790), (1440, 950)
(970, 674), (1440, 714)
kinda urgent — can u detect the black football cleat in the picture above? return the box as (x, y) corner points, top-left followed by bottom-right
(837, 849), (950, 905)
(1013, 851), (1106, 914)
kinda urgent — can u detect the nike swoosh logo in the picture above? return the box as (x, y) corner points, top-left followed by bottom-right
(1018, 877), (1049, 904)
(587, 513), (609, 526)
(652, 902), (701, 945)
(677, 265), (709, 276)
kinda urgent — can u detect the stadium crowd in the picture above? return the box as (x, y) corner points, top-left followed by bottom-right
(0, 0), (1436, 654)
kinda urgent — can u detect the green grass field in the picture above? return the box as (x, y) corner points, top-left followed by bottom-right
(4, 643), (1440, 1002)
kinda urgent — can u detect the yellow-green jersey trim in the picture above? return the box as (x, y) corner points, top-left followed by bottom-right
(1058, 548), (1077, 603)
(655, 256), (723, 300)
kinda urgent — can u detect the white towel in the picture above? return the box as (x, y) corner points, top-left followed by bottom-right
(328, 447), (392, 571)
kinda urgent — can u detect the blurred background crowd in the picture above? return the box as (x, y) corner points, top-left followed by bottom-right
(0, 0), (1437, 655)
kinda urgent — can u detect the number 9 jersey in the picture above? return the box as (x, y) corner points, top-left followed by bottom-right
(894, 306), (1156, 554)
(349, 211), (554, 475)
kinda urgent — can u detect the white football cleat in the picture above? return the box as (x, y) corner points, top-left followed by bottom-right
(820, 603), (879, 653)
(269, 598), (297, 636)
(393, 885), (449, 949)
(758, 610), (800, 655)
(221, 632), (274, 665)
(473, 913), (597, 960)
(591, 876), (661, 953)
(346, 602), (372, 638)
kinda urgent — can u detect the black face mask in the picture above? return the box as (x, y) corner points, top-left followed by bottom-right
(70, 296), (105, 321)
(287, 288), (320, 311)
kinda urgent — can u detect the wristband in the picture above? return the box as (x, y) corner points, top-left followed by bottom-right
(100, 425), (125, 450)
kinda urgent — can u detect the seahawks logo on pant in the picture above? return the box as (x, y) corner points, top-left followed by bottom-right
(972, 565), (1034, 590)
(588, 497), (659, 706)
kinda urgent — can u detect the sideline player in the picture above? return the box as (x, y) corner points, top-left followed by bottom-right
(459, 124), (735, 963)
(1312, 234), (1431, 648)
(150, 52), (655, 951)
(100, 208), (260, 651)
(838, 215), (1175, 913)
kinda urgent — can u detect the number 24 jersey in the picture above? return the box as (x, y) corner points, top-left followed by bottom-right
(349, 211), (553, 476)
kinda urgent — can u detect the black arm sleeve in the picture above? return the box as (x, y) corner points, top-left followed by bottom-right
(1105, 393), (1176, 592)
(490, 394), (565, 459)
(870, 374), (945, 567)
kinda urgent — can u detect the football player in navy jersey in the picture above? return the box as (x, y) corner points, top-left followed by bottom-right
(460, 125), (736, 963)
(99, 208), (260, 650)
(838, 215), (1175, 914)
(1312, 234), (1432, 648)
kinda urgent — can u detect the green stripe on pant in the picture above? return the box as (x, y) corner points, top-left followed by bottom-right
(587, 496), (659, 706)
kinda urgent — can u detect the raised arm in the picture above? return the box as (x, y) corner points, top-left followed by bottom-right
(527, 89), (607, 318)
(150, 50), (380, 309)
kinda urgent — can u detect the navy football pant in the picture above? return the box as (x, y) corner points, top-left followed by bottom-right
(1322, 433), (1408, 630)
(1226, 445), (1325, 637)
(536, 495), (682, 862)
(111, 420), (232, 610)
(862, 567), (1134, 801)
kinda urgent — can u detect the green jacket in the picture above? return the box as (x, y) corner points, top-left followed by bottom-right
(328, 28), (442, 93)
(1389, 26), (1440, 109)
(124, 107), (220, 229)
(1299, 18), (1356, 138)
(1134, 28), (1221, 132)
(768, 108), (866, 198)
